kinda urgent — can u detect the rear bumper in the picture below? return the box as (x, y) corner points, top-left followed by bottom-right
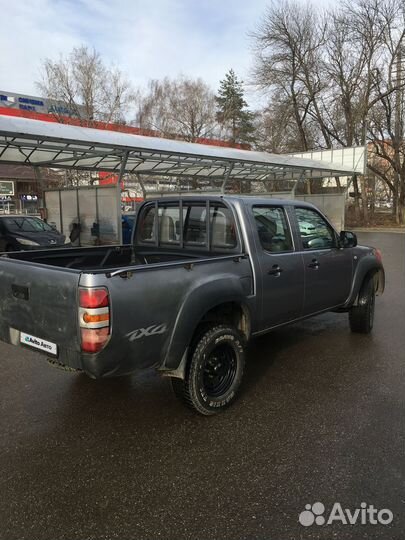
(2, 326), (84, 370)
(52, 346), (128, 378)
(0, 326), (135, 379)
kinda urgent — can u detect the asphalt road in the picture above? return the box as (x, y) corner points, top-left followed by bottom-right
(0, 232), (404, 540)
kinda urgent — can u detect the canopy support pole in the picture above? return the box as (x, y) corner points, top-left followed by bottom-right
(136, 173), (146, 199)
(116, 151), (129, 244)
(221, 163), (234, 194)
(292, 171), (307, 197)
(34, 166), (44, 209)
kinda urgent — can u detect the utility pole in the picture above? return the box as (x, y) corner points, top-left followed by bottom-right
(394, 43), (404, 145)
(393, 39), (405, 222)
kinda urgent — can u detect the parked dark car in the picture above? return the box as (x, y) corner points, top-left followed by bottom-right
(0, 215), (68, 252)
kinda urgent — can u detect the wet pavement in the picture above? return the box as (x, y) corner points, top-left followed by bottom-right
(0, 232), (404, 540)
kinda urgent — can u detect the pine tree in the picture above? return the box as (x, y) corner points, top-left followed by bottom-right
(216, 69), (256, 145)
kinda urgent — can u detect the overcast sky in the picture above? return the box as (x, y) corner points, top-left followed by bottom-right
(0, 0), (281, 110)
(0, 0), (334, 112)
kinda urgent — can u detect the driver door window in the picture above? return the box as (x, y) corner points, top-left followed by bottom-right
(295, 207), (337, 250)
(294, 207), (352, 314)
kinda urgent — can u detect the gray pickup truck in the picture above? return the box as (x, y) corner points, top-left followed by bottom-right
(0, 196), (385, 415)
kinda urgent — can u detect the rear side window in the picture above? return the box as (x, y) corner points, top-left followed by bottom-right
(137, 202), (237, 250)
(295, 207), (337, 250)
(253, 206), (293, 252)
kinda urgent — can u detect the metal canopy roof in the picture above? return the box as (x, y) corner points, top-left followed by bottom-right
(0, 115), (356, 182)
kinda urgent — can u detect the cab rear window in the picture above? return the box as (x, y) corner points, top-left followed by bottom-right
(138, 202), (237, 250)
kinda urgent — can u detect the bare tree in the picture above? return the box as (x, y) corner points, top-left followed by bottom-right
(251, 0), (405, 219)
(367, 1), (405, 223)
(37, 45), (135, 126)
(136, 76), (217, 142)
(254, 91), (312, 152)
(251, 1), (328, 153)
(251, 0), (332, 193)
(317, 0), (387, 217)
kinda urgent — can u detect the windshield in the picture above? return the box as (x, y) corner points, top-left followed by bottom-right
(2, 217), (54, 233)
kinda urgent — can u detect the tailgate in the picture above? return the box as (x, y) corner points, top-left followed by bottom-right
(0, 258), (81, 352)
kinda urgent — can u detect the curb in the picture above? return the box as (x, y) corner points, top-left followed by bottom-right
(353, 228), (405, 234)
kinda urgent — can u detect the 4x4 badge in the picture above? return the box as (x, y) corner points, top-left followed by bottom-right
(126, 324), (167, 341)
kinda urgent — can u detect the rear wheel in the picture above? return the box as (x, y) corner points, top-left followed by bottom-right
(349, 276), (375, 334)
(171, 324), (245, 415)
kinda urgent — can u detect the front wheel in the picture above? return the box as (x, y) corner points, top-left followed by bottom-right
(349, 276), (376, 334)
(171, 324), (246, 415)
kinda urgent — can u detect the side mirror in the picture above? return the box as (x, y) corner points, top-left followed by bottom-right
(340, 230), (357, 248)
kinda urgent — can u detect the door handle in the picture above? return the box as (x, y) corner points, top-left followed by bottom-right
(12, 284), (29, 300)
(268, 264), (283, 276)
(308, 259), (320, 269)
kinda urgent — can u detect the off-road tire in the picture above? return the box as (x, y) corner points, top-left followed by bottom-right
(171, 324), (245, 415)
(349, 276), (376, 334)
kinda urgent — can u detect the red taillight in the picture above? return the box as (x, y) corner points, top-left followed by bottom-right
(79, 288), (109, 308)
(81, 327), (110, 353)
(79, 288), (110, 353)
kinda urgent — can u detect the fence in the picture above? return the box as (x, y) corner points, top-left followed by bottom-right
(44, 185), (120, 245)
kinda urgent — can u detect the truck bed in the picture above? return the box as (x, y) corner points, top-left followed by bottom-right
(2, 245), (207, 272)
(0, 237), (252, 379)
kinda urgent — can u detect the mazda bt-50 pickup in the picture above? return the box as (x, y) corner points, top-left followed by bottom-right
(0, 196), (385, 415)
